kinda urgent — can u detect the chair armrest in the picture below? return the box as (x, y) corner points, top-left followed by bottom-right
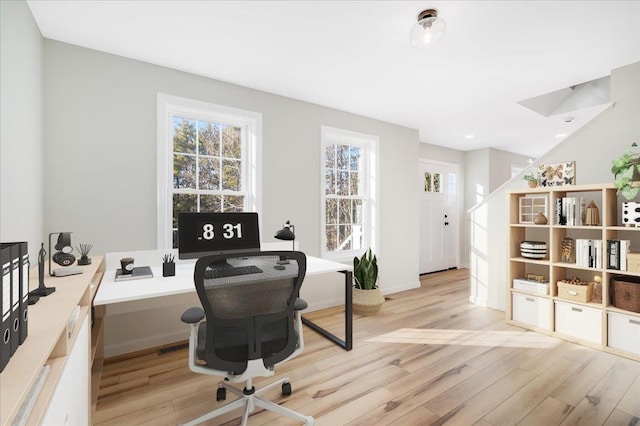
(181, 307), (205, 323)
(294, 298), (308, 311)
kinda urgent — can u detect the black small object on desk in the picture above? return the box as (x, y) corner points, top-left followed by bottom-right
(115, 266), (153, 282)
(162, 254), (175, 277)
(76, 243), (93, 265)
(274, 220), (295, 265)
(163, 262), (175, 277)
(29, 243), (55, 304)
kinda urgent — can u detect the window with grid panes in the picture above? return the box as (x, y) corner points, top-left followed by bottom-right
(321, 126), (377, 259)
(157, 94), (261, 249)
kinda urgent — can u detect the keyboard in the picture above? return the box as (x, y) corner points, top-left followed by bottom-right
(204, 265), (263, 279)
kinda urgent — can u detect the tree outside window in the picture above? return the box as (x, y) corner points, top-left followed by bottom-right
(321, 126), (377, 259)
(170, 117), (245, 247)
(157, 94), (261, 250)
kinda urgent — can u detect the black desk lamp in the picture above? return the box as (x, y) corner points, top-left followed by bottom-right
(274, 221), (295, 264)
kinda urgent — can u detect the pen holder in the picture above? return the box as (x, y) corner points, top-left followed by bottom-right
(163, 262), (175, 277)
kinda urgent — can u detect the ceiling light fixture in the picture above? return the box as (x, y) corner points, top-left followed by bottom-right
(410, 8), (446, 48)
(465, 134), (475, 139)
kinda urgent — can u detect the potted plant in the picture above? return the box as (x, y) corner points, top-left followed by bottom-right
(612, 142), (640, 200)
(523, 172), (538, 188)
(352, 248), (385, 315)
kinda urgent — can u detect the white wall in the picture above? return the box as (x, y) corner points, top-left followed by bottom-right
(418, 143), (527, 269)
(470, 62), (640, 310)
(489, 148), (530, 190)
(462, 148), (530, 270)
(419, 142), (465, 164)
(40, 39), (420, 354)
(0, 0), (45, 261)
(41, 40), (420, 294)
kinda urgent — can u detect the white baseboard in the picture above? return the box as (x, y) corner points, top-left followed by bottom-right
(382, 280), (421, 295)
(468, 295), (504, 311)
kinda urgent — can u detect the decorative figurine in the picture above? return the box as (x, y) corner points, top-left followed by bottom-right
(28, 243), (56, 304)
(561, 237), (575, 263)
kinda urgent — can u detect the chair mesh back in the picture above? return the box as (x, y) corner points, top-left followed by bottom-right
(194, 251), (306, 373)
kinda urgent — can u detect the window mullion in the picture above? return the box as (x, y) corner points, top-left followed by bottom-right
(195, 121), (200, 211)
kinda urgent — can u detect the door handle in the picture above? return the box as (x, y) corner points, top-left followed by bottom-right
(444, 222), (449, 226)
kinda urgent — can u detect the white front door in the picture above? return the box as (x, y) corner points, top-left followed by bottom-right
(419, 160), (459, 274)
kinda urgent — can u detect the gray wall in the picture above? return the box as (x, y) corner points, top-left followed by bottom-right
(0, 0), (45, 261)
(536, 63), (640, 185)
(419, 142), (465, 164)
(489, 148), (529, 190)
(470, 62), (640, 310)
(462, 148), (529, 269)
(42, 40), (420, 293)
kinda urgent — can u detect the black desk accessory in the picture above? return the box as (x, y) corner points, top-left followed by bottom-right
(162, 254), (175, 277)
(48, 232), (82, 277)
(29, 243), (55, 304)
(115, 266), (153, 282)
(76, 243), (93, 265)
(274, 220), (296, 264)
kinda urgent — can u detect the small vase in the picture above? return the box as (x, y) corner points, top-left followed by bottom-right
(534, 212), (548, 225)
(528, 181), (537, 188)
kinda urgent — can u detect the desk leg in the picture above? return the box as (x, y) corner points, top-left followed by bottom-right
(302, 270), (353, 351)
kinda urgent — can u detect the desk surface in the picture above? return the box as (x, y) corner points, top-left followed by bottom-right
(94, 253), (349, 306)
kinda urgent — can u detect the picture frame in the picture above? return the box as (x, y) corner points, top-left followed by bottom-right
(537, 161), (575, 187)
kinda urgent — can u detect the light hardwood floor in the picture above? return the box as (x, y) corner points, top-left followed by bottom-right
(95, 269), (640, 425)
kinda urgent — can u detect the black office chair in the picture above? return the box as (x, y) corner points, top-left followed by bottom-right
(180, 251), (314, 425)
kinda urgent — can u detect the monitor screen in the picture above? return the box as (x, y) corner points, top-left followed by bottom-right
(177, 212), (260, 259)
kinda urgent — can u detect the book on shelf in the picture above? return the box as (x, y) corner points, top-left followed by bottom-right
(555, 197), (586, 226)
(114, 266), (153, 282)
(575, 239), (602, 268)
(607, 239), (630, 270)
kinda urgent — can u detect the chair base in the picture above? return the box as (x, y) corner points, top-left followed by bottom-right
(181, 376), (314, 426)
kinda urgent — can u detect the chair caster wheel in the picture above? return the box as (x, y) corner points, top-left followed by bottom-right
(282, 382), (292, 396)
(216, 387), (226, 401)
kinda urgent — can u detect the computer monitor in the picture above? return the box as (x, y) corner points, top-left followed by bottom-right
(177, 212), (261, 260)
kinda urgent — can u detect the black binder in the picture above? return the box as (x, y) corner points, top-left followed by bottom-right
(1, 245), (11, 372)
(7, 244), (20, 356)
(15, 242), (29, 344)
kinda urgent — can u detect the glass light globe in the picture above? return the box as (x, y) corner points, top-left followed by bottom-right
(410, 15), (446, 48)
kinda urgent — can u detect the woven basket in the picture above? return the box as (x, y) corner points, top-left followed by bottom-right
(611, 277), (640, 313)
(353, 288), (385, 316)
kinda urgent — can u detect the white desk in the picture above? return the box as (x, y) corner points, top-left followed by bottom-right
(94, 251), (353, 351)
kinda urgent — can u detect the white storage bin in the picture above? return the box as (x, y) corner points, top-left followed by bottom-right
(555, 301), (602, 344)
(512, 293), (551, 329)
(608, 312), (640, 355)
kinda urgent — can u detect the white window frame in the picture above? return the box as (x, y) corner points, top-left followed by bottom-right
(320, 125), (378, 261)
(157, 93), (262, 249)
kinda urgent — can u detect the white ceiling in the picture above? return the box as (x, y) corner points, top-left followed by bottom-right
(27, 1), (640, 158)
